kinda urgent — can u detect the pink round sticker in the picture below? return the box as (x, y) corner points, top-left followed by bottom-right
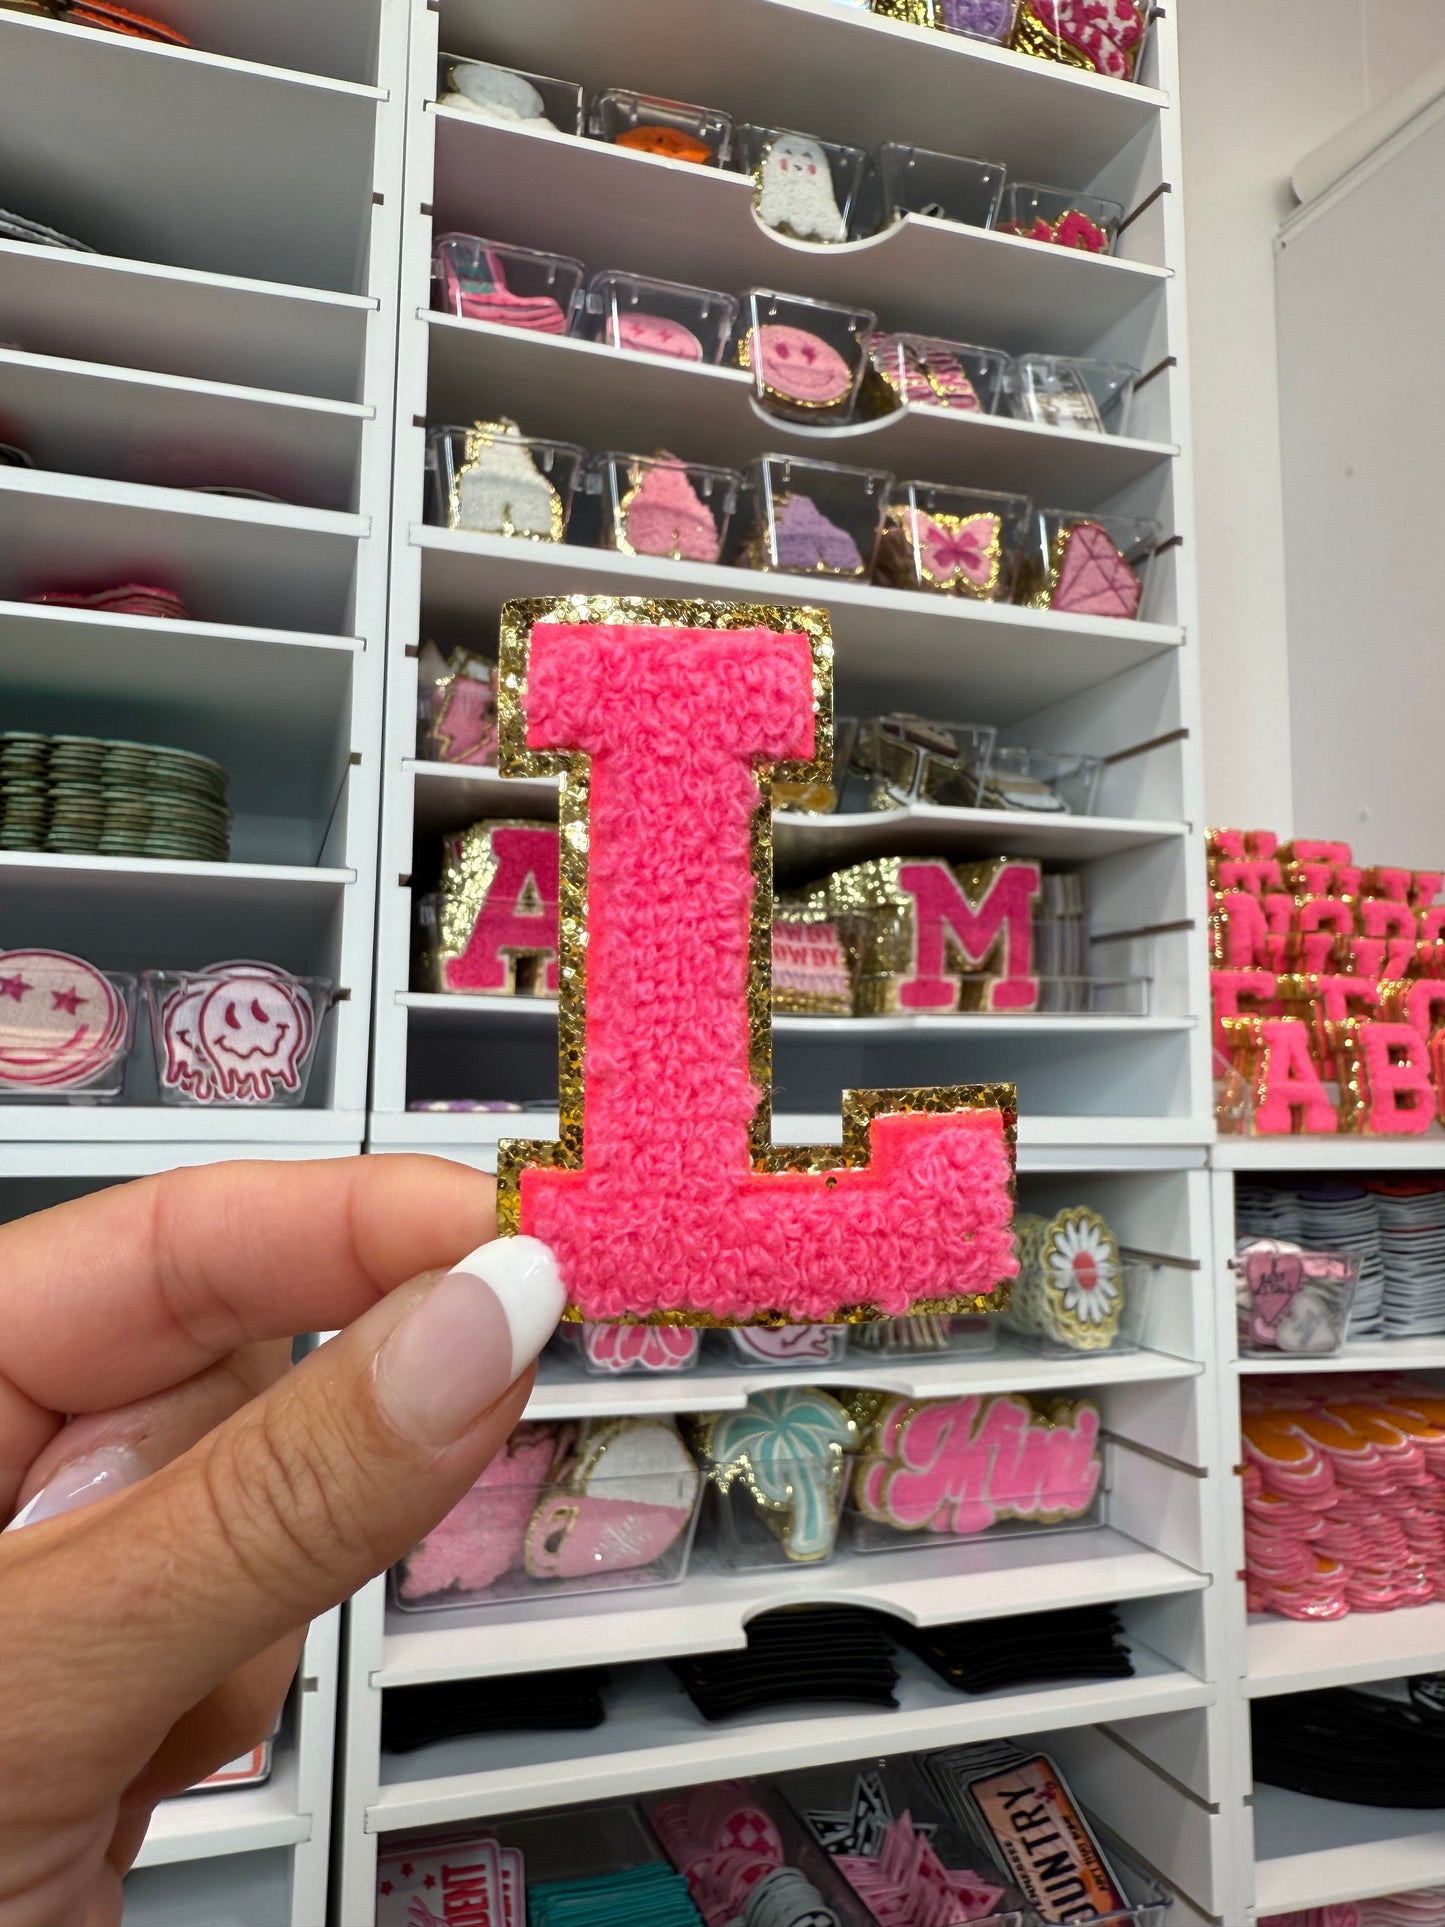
(0, 949), (126, 1090)
(751, 324), (852, 405)
(607, 311), (703, 361)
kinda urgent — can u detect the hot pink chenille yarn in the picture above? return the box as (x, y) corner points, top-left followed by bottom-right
(516, 620), (1018, 1323)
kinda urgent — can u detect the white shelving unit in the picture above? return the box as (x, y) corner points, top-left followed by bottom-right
(0, 8), (406, 1924)
(0, 0), (407, 1148)
(1211, 1138), (1445, 1921)
(342, 7), (1235, 1918)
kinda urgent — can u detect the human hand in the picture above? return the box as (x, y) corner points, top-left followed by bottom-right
(0, 1154), (565, 1927)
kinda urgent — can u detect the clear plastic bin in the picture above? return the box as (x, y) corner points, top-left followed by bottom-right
(1007, 1231), (1158, 1356)
(588, 452), (740, 563)
(590, 87), (733, 165)
(435, 55), (584, 134)
(415, 641), (498, 767)
(996, 181), (1123, 253)
(393, 1417), (703, 1610)
(737, 289), (875, 422)
(850, 1313), (1001, 1359)
(1233, 1238), (1358, 1357)
(1032, 976), (1152, 1015)
(424, 421), (584, 539)
(926, 1747), (1172, 1925)
(143, 967), (330, 1107)
(732, 454), (890, 577)
(574, 269), (738, 364)
(690, 1390), (858, 1566)
(877, 141), (1007, 230)
(431, 233), (584, 334)
(874, 480), (1032, 601)
(1006, 353), (1139, 435)
(1016, 508), (1159, 621)
(558, 1322), (704, 1375)
(975, 744), (1104, 814)
(736, 123), (872, 243)
(728, 1325), (850, 1367)
(782, 1755), (1027, 1927)
(847, 1389), (1104, 1550)
(865, 333), (1009, 415)
(850, 714), (996, 810)
(0, 951), (135, 1102)
(1012, 0), (1150, 82)
(648, 1779), (877, 1927)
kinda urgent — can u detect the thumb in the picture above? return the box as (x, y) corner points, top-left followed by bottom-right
(1, 1235), (566, 1761)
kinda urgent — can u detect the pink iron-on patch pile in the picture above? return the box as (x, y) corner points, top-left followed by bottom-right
(0, 948), (130, 1092)
(151, 961), (317, 1104)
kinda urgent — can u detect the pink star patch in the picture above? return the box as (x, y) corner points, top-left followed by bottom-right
(51, 987), (84, 1015)
(0, 974), (32, 1001)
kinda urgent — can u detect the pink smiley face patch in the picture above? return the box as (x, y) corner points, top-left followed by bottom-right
(606, 311), (704, 361)
(749, 323), (852, 405)
(0, 948), (129, 1092)
(156, 961), (317, 1104)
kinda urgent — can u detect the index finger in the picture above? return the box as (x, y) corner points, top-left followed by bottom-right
(0, 1154), (495, 1419)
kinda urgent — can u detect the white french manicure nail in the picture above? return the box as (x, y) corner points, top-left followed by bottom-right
(375, 1236), (567, 1449)
(5, 1445), (145, 1533)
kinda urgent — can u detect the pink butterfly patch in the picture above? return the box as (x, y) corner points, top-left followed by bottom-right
(918, 511), (1001, 592)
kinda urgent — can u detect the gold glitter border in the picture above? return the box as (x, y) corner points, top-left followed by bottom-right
(493, 596), (1015, 1325)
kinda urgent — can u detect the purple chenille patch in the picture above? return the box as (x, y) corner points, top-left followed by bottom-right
(940, 0), (1013, 38)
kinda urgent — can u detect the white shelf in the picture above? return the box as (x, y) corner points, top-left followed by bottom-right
(440, 0), (1167, 180)
(378, 1528), (1204, 1686)
(1254, 1783), (1445, 1915)
(400, 991), (1190, 1040)
(431, 115), (1168, 362)
(1238, 1335), (1445, 1374)
(135, 1747), (307, 1870)
(370, 1643), (1209, 1834)
(374, 1111), (1210, 1168)
(525, 1340), (1200, 1420)
(1214, 1133), (1445, 1172)
(0, 469), (366, 635)
(1246, 1601), (1445, 1700)
(0, 240), (373, 403)
(408, 758), (1186, 865)
(413, 526), (1182, 722)
(0, 15), (383, 293)
(33, 0), (382, 84)
(0, 348), (371, 514)
(423, 316), (1175, 503)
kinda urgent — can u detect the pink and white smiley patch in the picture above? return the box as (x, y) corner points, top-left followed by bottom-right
(0, 948), (129, 1091)
(158, 961), (315, 1103)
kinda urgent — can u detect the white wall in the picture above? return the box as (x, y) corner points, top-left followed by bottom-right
(1178, 0), (1445, 832)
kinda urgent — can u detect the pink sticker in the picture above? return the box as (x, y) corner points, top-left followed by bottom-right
(751, 324), (853, 406)
(160, 962), (314, 1104)
(1050, 520), (1143, 619)
(0, 948), (126, 1091)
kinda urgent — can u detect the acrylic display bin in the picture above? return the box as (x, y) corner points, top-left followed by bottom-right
(735, 123), (873, 243)
(391, 1418), (704, 1611)
(732, 454), (890, 578)
(1006, 353), (1140, 435)
(877, 141), (1007, 231)
(726, 1325), (850, 1368)
(0, 964), (136, 1102)
(574, 269), (738, 364)
(1233, 1243), (1359, 1358)
(648, 1779), (877, 1927)
(1006, 1258), (1160, 1359)
(556, 1322), (704, 1376)
(975, 744), (1104, 814)
(864, 333), (1009, 416)
(694, 1445), (855, 1567)
(923, 1750), (1172, 1926)
(431, 233), (585, 335)
(737, 290), (876, 422)
(424, 423), (584, 540)
(846, 1390), (1105, 1553)
(996, 181), (1123, 253)
(590, 87), (733, 166)
(1016, 508), (1159, 621)
(850, 1313), (1002, 1359)
(1032, 976), (1153, 1015)
(781, 1756), (1027, 1927)
(416, 651), (498, 767)
(874, 480), (1032, 601)
(849, 714), (997, 811)
(1011, 0), (1150, 82)
(588, 452), (740, 564)
(435, 54), (585, 136)
(142, 970), (331, 1108)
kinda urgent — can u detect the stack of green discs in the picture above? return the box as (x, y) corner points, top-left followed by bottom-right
(0, 732), (230, 861)
(0, 733), (52, 849)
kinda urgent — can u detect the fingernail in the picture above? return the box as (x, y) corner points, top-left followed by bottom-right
(5, 1445), (145, 1533)
(376, 1235), (566, 1449)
